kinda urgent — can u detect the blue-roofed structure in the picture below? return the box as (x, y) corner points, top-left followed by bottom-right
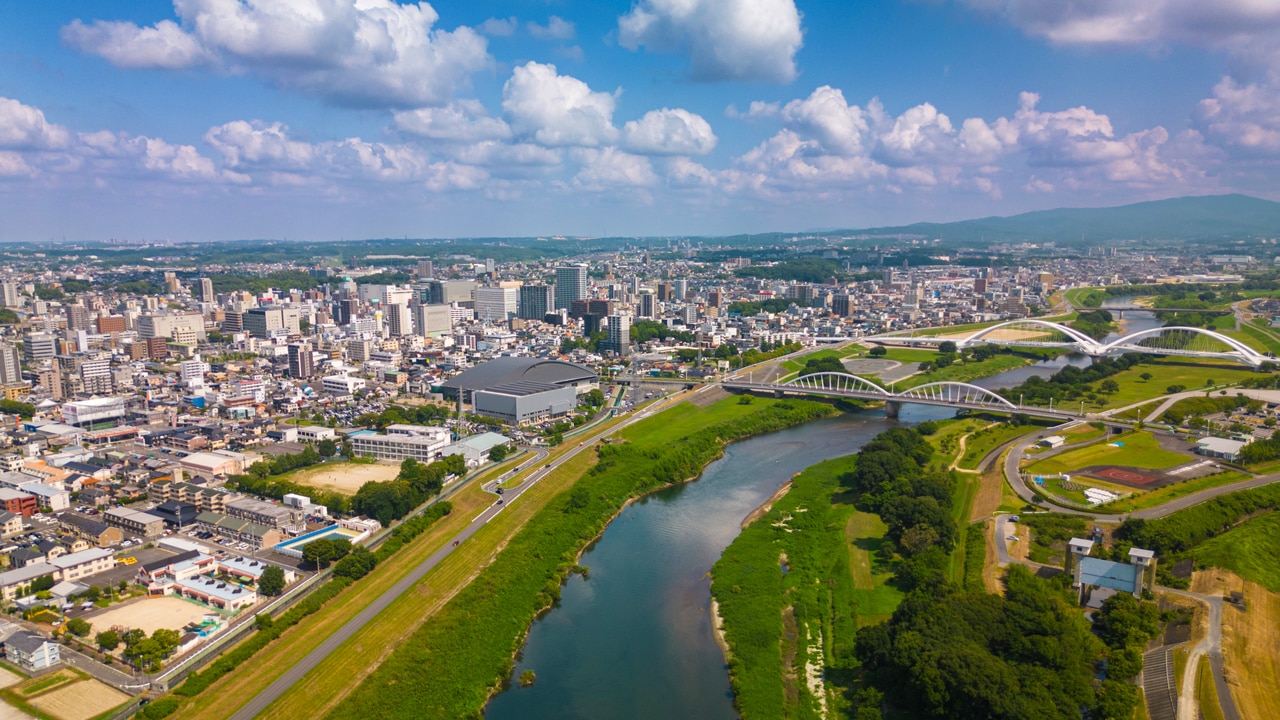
(1077, 558), (1140, 595)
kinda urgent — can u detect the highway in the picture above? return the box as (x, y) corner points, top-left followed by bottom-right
(228, 387), (704, 719)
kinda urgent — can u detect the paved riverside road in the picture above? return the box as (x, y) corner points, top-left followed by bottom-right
(229, 390), (699, 720)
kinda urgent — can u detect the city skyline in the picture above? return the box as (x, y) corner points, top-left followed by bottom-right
(2, 1), (1280, 241)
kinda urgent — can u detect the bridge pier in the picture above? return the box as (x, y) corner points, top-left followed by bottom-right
(884, 400), (901, 419)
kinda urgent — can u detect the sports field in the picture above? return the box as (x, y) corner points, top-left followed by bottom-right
(1023, 431), (1189, 476)
(286, 462), (399, 494)
(90, 595), (216, 635)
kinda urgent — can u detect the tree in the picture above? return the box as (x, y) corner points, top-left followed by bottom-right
(258, 565), (286, 596)
(96, 630), (120, 651)
(152, 628), (181, 657)
(1139, 372), (1153, 383)
(302, 538), (336, 568)
(1099, 379), (1120, 395)
(488, 444), (509, 463)
(66, 617), (92, 637)
(938, 340), (957, 354)
(317, 438), (337, 457)
(868, 345), (887, 357)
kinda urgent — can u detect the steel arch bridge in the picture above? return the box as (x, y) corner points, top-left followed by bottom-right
(723, 371), (1076, 419)
(873, 320), (1270, 367)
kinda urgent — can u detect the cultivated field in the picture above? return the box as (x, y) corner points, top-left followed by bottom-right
(0, 669), (21, 689)
(0, 703), (33, 720)
(29, 679), (129, 720)
(287, 462), (399, 494)
(91, 595), (214, 635)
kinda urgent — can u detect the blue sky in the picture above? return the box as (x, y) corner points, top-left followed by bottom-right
(2, 0), (1279, 242)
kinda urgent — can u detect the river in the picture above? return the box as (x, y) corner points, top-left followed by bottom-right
(486, 300), (1162, 719)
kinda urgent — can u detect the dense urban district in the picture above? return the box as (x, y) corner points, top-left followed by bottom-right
(0, 210), (1278, 720)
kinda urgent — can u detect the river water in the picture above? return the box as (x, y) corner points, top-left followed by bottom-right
(486, 299), (1161, 720)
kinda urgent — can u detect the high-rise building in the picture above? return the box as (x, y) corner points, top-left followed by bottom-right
(832, 294), (853, 317)
(416, 260), (434, 278)
(411, 303), (452, 338)
(657, 282), (674, 302)
(554, 265), (588, 310)
(674, 279), (688, 301)
(65, 305), (93, 332)
(708, 290), (723, 309)
(136, 313), (206, 343)
(0, 344), (20, 385)
(473, 287), (518, 323)
(385, 303), (413, 337)
(23, 332), (57, 363)
(288, 343), (314, 379)
(199, 278), (215, 303)
(244, 307), (300, 339)
(425, 280), (478, 305)
(96, 315), (126, 334)
(0, 283), (20, 308)
(638, 293), (655, 318)
(518, 284), (554, 320)
(603, 314), (631, 355)
(336, 298), (359, 326)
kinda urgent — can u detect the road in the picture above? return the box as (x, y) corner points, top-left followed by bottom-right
(228, 385), (705, 720)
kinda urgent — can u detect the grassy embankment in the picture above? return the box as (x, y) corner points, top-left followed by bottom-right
(958, 422), (1041, 470)
(1101, 471), (1250, 513)
(895, 353), (1030, 390)
(320, 396), (836, 720)
(176, 417), (631, 720)
(1197, 660), (1226, 720)
(1192, 512), (1280, 592)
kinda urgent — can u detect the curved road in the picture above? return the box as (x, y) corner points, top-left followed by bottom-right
(228, 381), (728, 719)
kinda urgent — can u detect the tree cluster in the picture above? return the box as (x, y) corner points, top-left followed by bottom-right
(855, 565), (1104, 720)
(630, 319), (695, 344)
(798, 355), (846, 377)
(1070, 309), (1116, 341)
(998, 355), (1145, 407)
(733, 257), (844, 283)
(302, 537), (352, 568)
(351, 454), (465, 525)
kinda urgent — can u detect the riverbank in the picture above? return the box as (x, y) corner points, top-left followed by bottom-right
(324, 396), (838, 720)
(742, 479), (794, 529)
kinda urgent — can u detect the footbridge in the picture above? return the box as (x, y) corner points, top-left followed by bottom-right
(870, 320), (1270, 368)
(723, 372), (1081, 420)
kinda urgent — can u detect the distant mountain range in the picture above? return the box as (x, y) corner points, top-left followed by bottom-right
(847, 194), (1280, 245)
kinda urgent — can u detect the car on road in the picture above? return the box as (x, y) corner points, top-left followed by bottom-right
(496, 488), (504, 495)
(496, 499), (504, 505)
(1008, 515), (1019, 522)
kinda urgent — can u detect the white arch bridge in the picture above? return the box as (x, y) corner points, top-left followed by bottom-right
(722, 372), (1081, 420)
(871, 320), (1271, 368)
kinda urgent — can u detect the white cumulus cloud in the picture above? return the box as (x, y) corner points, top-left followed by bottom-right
(502, 62), (619, 147)
(622, 108), (717, 155)
(393, 100), (512, 142)
(527, 17), (575, 40)
(0, 98), (72, 151)
(62, 1), (490, 108)
(618, 0), (803, 83)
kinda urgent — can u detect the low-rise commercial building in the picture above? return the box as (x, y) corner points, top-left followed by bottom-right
(350, 425), (450, 462)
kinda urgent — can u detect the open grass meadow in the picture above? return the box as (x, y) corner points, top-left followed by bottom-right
(895, 353), (1031, 390)
(1101, 360), (1261, 409)
(1192, 512), (1280, 592)
(323, 396), (837, 720)
(958, 422), (1040, 471)
(1023, 430), (1188, 475)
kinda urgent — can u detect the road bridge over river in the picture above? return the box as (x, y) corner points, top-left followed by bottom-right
(723, 371), (1082, 421)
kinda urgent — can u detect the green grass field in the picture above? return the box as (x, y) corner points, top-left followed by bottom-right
(1101, 360), (1260, 409)
(1233, 322), (1280, 355)
(958, 423), (1039, 471)
(846, 511), (903, 624)
(1192, 511), (1280, 592)
(896, 354), (1030, 390)
(1024, 430), (1189, 475)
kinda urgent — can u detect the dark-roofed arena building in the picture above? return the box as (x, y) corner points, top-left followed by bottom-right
(438, 357), (599, 426)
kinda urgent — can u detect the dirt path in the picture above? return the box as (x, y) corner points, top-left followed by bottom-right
(968, 467), (1004, 522)
(949, 430), (981, 474)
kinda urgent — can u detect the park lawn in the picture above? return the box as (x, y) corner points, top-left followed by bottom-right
(179, 413), (637, 720)
(896, 353), (1030, 390)
(1101, 360), (1260, 409)
(1192, 512), (1280, 592)
(879, 347), (939, 364)
(1061, 422), (1107, 443)
(846, 511), (902, 625)
(1024, 431), (1189, 475)
(958, 423), (1039, 471)
(923, 417), (983, 462)
(1113, 401), (1162, 422)
(1101, 471), (1250, 513)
